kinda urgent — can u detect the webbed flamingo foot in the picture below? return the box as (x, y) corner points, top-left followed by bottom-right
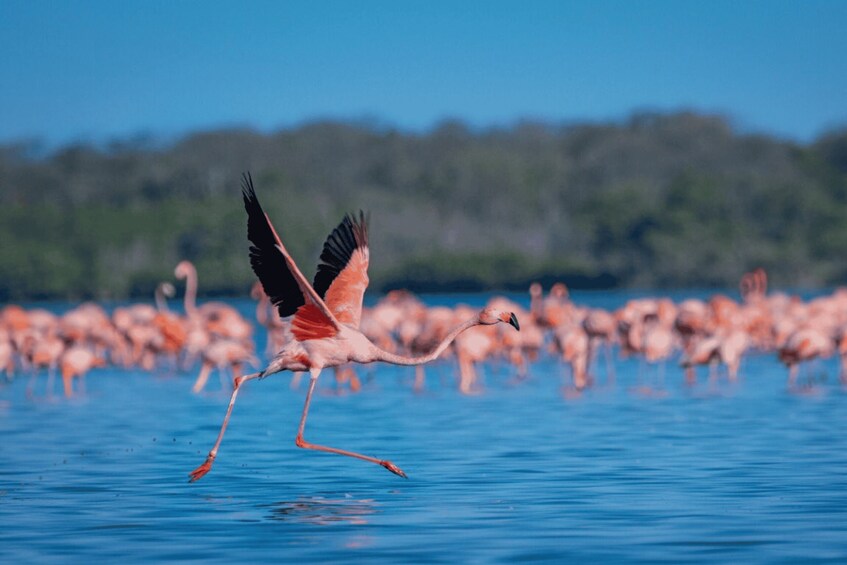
(380, 460), (408, 478)
(188, 454), (215, 482)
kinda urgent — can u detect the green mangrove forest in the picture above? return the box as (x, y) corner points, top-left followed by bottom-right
(2, 111), (846, 300)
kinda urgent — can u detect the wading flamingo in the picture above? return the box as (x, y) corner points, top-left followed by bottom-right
(188, 174), (520, 481)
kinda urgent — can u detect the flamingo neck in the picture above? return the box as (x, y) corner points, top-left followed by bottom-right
(530, 294), (542, 321)
(371, 316), (480, 366)
(255, 295), (269, 326)
(180, 264), (199, 318)
(154, 285), (169, 313)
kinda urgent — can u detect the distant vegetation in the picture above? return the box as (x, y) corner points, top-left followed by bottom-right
(2, 111), (847, 300)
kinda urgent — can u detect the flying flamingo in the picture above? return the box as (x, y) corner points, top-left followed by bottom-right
(188, 174), (520, 481)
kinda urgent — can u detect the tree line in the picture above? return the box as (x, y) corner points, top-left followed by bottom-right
(1, 111), (846, 301)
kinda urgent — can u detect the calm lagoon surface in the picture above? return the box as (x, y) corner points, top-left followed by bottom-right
(2, 292), (847, 563)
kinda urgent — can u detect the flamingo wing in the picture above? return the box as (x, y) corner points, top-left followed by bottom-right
(312, 212), (370, 328)
(241, 173), (342, 340)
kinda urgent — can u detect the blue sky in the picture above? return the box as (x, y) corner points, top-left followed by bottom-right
(1, 0), (845, 146)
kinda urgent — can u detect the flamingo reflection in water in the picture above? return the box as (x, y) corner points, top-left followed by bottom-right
(265, 496), (377, 526)
(188, 173), (520, 481)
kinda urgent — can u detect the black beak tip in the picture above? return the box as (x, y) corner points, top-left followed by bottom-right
(509, 312), (520, 331)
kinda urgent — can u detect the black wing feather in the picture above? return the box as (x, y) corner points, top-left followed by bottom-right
(241, 172), (305, 318)
(313, 211), (369, 300)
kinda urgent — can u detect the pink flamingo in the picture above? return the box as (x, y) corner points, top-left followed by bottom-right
(251, 281), (288, 358)
(59, 345), (106, 397)
(0, 330), (14, 379)
(152, 282), (188, 367)
(553, 322), (589, 391)
(582, 308), (617, 384)
(778, 327), (834, 389)
(175, 260), (253, 343)
(188, 174), (519, 482)
(192, 338), (257, 393)
(454, 307), (497, 394)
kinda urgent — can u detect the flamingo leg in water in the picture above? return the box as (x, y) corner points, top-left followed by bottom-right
(585, 340), (595, 385)
(604, 343), (616, 385)
(192, 362), (212, 393)
(458, 355), (478, 395)
(787, 364), (798, 389)
(684, 366), (696, 386)
(26, 371), (38, 398)
(217, 365), (229, 391)
(295, 369), (407, 478)
(413, 365), (425, 393)
(188, 372), (263, 482)
(61, 368), (73, 398)
(290, 371), (303, 390)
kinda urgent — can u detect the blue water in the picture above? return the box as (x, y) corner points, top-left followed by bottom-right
(2, 293), (847, 563)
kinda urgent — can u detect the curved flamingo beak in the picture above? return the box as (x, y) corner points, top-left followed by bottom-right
(508, 312), (520, 331)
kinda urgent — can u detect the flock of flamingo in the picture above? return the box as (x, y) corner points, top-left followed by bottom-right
(1, 257), (844, 402)
(2, 174), (846, 479)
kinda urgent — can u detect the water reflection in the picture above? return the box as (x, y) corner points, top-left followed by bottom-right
(263, 496), (378, 525)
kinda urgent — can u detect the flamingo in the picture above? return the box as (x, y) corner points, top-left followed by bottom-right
(188, 174), (519, 482)
(582, 308), (617, 384)
(681, 334), (722, 384)
(59, 345), (106, 397)
(152, 282), (188, 368)
(453, 305), (497, 394)
(26, 330), (65, 395)
(192, 338), (258, 393)
(407, 306), (456, 392)
(552, 321), (589, 391)
(175, 260), (253, 343)
(251, 281), (288, 358)
(0, 328), (14, 379)
(778, 326), (835, 389)
(637, 319), (675, 392)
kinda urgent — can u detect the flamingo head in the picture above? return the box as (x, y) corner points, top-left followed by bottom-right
(529, 282), (542, 298)
(479, 307), (520, 331)
(250, 281), (265, 300)
(550, 282), (568, 299)
(158, 282), (176, 298)
(174, 260), (194, 279)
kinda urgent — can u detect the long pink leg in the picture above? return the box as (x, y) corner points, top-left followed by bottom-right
(188, 372), (262, 482)
(457, 355), (477, 395)
(290, 371), (303, 390)
(192, 362), (212, 393)
(591, 340), (601, 380)
(296, 369), (407, 478)
(604, 342), (616, 385)
(413, 365), (425, 393)
(787, 364), (798, 389)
